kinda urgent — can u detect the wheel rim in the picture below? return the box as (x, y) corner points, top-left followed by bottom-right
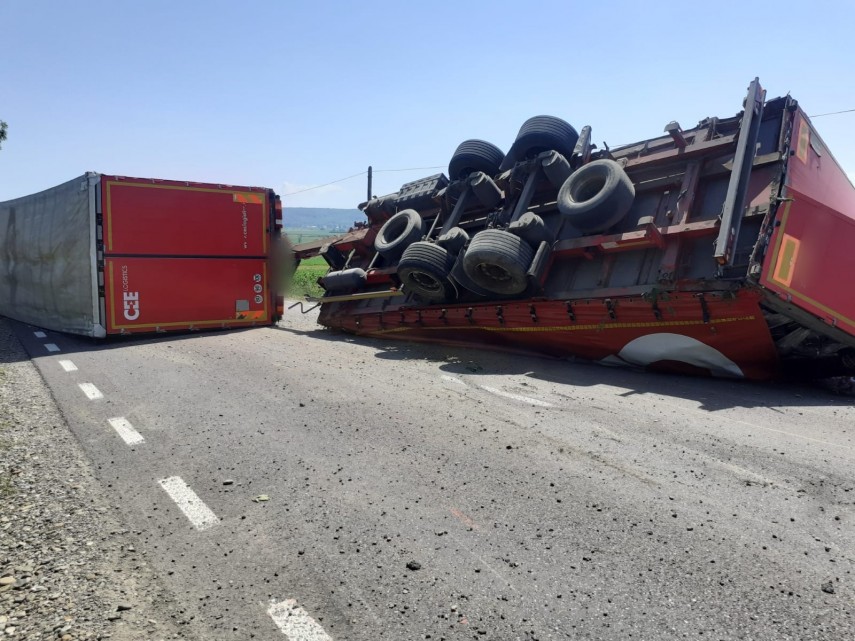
(475, 262), (512, 283)
(408, 271), (442, 292)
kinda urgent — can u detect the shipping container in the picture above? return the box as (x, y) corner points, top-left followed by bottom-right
(0, 173), (283, 336)
(293, 78), (855, 380)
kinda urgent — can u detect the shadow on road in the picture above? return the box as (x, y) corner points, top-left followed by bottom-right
(271, 322), (852, 412)
(8, 315), (850, 413)
(3, 316), (259, 363)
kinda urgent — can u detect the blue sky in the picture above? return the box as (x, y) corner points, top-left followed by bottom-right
(2, 0), (854, 209)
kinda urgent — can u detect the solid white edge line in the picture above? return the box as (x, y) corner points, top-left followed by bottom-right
(107, 417), (145, 445)
(441, 375), (465, 385)
(58, 360), (78, 372)
(480, 385), (553, 407)
(78, 383), (103, 400)
(158, 476), (220, 531)
(268, 599), (333, 640)
(44, 343), (60, 353)
(33, 331), (46, 338)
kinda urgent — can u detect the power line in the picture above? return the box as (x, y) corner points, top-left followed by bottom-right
(809, 108), (855, 118)
(374, 165), (445, 173)
(282, 165), (446, 196)
(282, 171), (366, 196)
(284, 104), (855, 198)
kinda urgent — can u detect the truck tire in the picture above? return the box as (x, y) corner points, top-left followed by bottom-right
(501, 116), (579, 170)
(436, 227), (469, 255)
(397, 241), (456, 302)
(448, 140), (505, 180)
(463, 229), (534, 295)
(374, 209), (424, 258)
(557, 159), (635, 233)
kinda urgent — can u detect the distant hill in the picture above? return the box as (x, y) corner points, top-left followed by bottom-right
(283, 207), (364, 232)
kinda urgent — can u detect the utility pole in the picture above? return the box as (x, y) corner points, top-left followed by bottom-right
(367, 166), (373, 202)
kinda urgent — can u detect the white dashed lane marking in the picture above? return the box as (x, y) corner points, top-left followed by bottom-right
(158, 476), (220, 531)
(480, 385), (553, 407)
(45, 343), (60, 353)
(33, 331), (46, 338)
(78, 383), (103, 400)
(441, 375), (465, 385)
(268, 600), (333, 640)
(58, 360), (78, 372)
(107, 417), (145, 446)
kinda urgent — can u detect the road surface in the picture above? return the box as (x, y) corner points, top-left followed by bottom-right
(11, 309), (854, 640)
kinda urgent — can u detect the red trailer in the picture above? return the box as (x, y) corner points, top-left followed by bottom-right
(293, 79), (855, 381)
(0, 174), (284, 336)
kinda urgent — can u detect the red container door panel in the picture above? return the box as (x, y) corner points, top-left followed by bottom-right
(105, 257), (271, 333)
(103, 177), (269, 257)
(761, 196), (855, 335)
(760, 112), (855, 337)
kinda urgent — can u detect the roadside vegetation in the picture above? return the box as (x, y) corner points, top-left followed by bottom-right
(289, 255), (327, 298)
(283, 228), (339, 299)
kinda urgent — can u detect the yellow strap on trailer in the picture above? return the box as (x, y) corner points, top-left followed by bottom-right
(309, 289), (404, 304)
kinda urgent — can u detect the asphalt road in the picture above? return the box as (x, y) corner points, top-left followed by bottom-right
(11, 310), (854, 640)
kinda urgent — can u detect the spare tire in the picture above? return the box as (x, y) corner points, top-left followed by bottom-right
(557, 159), (635, 233)
(448, 139), (505, 180)
(463, 229), (534, 295)
(501, 116), (579, 171)
(374, 209), (424, 258)
(397, 241), (456, 302)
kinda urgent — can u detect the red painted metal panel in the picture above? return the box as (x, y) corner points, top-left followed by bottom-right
(319, 290), (779, 380)
(104, 257), (271, 334)
(785, 113), (855, 216)
(102, 176), (270, 256)
(759, 111), (855, 337)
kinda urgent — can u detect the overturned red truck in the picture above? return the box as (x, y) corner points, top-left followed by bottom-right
(0, 174), (284, 336)
(294, 79), (855, 380)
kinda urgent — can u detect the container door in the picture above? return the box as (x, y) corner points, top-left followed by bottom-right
(104, 257), (271, 333)
(760, 111), (855, 337)
(102, 177), (270, 257)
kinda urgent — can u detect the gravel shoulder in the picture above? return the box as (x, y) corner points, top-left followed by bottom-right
(0, 319), (193, 641)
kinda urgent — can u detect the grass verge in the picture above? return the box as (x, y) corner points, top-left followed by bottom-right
(289, 255), (327, 298)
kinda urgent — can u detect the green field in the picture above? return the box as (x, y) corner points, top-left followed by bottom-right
(289, 255), (327, 298)
(282, 229), (338, 298)
(284, 228), (344, 245)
